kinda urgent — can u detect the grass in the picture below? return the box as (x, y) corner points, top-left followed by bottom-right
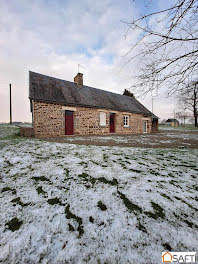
(47, 197), (62, 205)
(31, 176), (50, 182)
(128, 168), (142, 173)
(145, 202), (165, 220)
(97, 177), (118, 186)
(159, 124), (198, 131)
(1, 186), (16, 194)
(89, 216), (94, 223)
(137, 222), (147, 233)
(97, 201), (107, 211)
(160, 193), (173, 201)
(36, 186), (46, 195)
(78, 172), (118, 186)
(6, 217), (23, 232)
(65, 204), (84, 238)
(162, 243), (172, 251)
(118, 191), (142, 214)
(11, 197), (30, 207)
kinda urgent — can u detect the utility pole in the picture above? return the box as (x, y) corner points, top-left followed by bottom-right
(151, 97), (154, 121)
(9, 83), (12, 124)
(152, 97), (154, 113)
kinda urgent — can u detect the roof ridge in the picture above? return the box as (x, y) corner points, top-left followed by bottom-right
(29, 71), (75, 86)
(29, 71), (152, 116)
(30, 71), (126, 97)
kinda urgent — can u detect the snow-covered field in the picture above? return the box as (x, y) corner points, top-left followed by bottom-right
(159, 125), (198, 131)
(0, 125), (198, 264)
(64, 133), (198, 144)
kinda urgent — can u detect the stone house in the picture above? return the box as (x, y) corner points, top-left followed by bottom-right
(166, 118), (179, 127)
(29, 71), (158, 137)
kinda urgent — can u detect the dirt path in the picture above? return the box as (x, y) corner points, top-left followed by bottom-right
(44, 129), (198, 149)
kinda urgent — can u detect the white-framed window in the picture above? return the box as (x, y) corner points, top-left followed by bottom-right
(100, 111), (107, 126)
(143, 120), (147, 133)
(124, 115), (129, 127)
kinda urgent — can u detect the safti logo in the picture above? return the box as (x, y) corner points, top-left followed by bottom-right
(162, 252), (197, 263)
(162, 252), (172, 262)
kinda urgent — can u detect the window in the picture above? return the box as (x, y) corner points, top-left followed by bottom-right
(65, 110), (73, 116)
(100, 112), (106, 126)
(124, 115), (129, 127)
(143, 120), (147, 133)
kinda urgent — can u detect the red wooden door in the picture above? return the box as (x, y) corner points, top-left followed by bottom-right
(65, 111), (74, 135)
(110, 113), (115, 133)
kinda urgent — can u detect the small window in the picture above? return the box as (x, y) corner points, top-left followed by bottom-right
(100, 112), (106, 126)
(124, 115), (129, 127)
(143, 120), (147, 133)
(65, 110), (73, 116)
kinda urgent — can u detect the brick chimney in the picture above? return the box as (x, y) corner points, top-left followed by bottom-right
(74, 73), (83, 88)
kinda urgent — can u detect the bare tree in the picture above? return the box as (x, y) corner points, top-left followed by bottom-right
(123, 0), (198, 95)
(160, 119), (167, 125)
(175, 110), (190, 126)
(178, 80), (198, 126)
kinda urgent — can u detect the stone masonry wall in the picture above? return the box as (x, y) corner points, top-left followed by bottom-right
(33, 101), (65, 137)
(33, 101), (152, 137)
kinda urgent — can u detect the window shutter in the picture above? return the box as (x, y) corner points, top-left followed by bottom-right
(100, 112), (106, 126)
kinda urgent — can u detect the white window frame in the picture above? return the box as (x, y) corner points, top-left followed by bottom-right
(99, 111), (107, 127)
(124, 115), (129, 127)
(143, 120), (147, 133)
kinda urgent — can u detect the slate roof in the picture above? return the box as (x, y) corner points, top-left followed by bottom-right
(152, 114), (158, 120)
(29, 71), (153, 116)
(166, 119), (179, 122)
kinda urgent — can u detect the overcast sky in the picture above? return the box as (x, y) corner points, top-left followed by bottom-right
(0, 0), (177, 122)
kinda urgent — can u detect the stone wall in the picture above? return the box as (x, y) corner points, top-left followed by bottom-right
(20, 127), (35, 137)
(33, 101), (65, 137)
(33, 101), (152, 137)
(74, 107), (109, 135)
(116, 112), (144, 134)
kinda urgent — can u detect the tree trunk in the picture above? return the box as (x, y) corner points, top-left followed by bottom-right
(193, 85), (197, 127)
